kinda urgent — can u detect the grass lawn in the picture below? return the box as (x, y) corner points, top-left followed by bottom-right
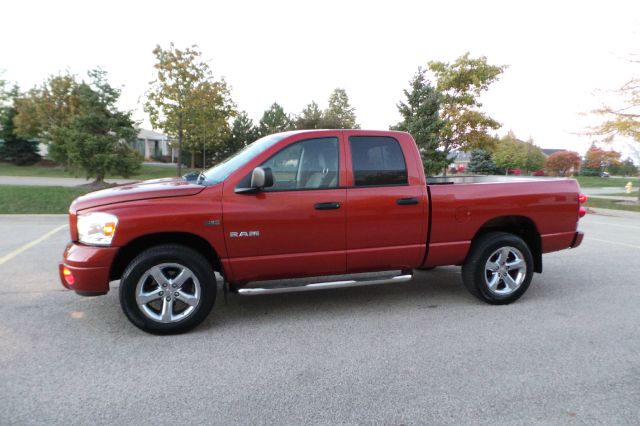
(0, 186), (91, 214)
(585, 197), (640, 213)
(575, 175), (640, 188)
(0, 162), (196, 181)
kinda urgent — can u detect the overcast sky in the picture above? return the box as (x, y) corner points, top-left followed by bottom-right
(1, 0), (638, 155)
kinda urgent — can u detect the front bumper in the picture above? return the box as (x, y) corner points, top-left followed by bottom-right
(570, 231), (584, 248)
(59, 243), (118, 296)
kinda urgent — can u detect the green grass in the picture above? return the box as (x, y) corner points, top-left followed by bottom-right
(0, 186), (91, 214)
(575, 175), (640, 188)
(585, 197), (640, 213)
(0, 162), (196, 181)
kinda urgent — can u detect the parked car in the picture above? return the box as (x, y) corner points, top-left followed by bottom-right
(600, 172), (610, 178)
(59, 130), (586, 334)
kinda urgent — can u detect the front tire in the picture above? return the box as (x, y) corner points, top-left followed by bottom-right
(461, 232), (533, 305)
(119, 244), (217, 334)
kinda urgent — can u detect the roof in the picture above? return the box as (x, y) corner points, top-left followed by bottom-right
(542, 148), (566, 156)
(137, 129), (168, 141)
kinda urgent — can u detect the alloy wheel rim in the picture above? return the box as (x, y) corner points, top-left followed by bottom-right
(135, 263), (201, 323)
(484, 246), (526, 296)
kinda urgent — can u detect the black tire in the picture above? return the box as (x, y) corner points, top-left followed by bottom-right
(414, 266), (437, 271)
(119, 244), (217, 334)
(461, 232), (533, 305)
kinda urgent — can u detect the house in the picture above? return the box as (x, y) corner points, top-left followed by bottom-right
(542, 148), (566, 157)
(450, 151), (472, 172)
(132, 129), (176, 162)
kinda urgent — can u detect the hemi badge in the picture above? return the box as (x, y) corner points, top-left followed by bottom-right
(205, 220), (220, 227)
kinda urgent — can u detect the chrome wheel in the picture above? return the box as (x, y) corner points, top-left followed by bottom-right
(135, 263), (201, 323)
(484, 246), (527, 296)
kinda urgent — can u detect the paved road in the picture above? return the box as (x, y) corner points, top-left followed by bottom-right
(0, 176), (137, 187)
(0, 213), (638, 425)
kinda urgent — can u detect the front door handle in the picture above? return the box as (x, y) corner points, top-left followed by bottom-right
(397, 197), (419, 205)
(315, 202), (341, 210)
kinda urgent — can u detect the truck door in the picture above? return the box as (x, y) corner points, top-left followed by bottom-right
(344, 133), (426, 272)
(223, 135), (347, 282)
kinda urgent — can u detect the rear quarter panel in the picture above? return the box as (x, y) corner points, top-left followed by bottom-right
(425, 178), (580, 267)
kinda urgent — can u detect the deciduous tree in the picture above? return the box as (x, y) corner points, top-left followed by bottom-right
(545, 151), (581, 177)
(428, 53), (506, 164)
(145, 43), (210, 175)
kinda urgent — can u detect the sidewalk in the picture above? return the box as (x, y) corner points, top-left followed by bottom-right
(0, 176), (138, 187)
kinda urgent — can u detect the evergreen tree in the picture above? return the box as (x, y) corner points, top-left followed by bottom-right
(258, 102), (291, 136)
(322, 88), (359, 129)
(223, 111), (258, 160)
(392, 68), (447, 176)
(0, 98), (41, 166)
(294, 101), (324, 129)
(468, 149), (496, 174)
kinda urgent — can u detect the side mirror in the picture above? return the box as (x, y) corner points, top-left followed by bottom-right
(236, 167), (274, 193)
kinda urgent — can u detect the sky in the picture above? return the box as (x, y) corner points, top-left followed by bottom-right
(1, 0), (639, 156)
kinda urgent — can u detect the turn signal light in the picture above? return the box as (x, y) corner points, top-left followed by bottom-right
(578, 194), (588, 203)
(62, 267), (75, 285)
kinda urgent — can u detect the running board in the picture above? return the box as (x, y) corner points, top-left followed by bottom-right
(237, 273), (413, 296)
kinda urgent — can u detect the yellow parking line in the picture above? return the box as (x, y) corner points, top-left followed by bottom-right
(589, 237), (640, 250)
(0, 224), (68, 265)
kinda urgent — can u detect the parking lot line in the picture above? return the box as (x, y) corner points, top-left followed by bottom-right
(589, 237), (640, 250)
(0, 224), (68, 266)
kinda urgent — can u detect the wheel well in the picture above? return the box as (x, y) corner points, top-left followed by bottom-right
(472, 216), (542, 273)
(110, 233), (221, 281)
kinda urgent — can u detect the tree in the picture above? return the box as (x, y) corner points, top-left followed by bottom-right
(322, 88), (359, 129)
(608, 157), (638, 176)
(492, 132), (545, 174)
(183, 79), (235, 168)
(0, 95), (41, 165)
(392, 68), (447, 175)
(15, 70), (141, 183)
(223, 111), (258, 161)
(146, 43), (210, 175)
(545, 151), (581, 177)
(582, 143), (621, 175)
(428, 53), (506, 170)
(468, 149), (496, 174)
(294, 101), (324, 130)
(258, 102), (291, 136)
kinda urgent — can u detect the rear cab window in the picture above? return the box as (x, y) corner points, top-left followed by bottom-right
(349, 136), (408, 186)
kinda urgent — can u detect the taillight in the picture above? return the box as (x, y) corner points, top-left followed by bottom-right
(578, 193), (587, 218)
(62, 267), (75, 285)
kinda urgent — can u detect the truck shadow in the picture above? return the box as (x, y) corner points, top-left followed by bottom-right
(200, 267), (473, 330)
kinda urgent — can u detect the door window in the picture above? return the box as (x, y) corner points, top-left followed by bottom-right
(349, 136), (408, 186)
(260, 137), (339, 190)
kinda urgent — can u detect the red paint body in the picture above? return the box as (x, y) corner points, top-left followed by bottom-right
(59, 130), (584, 295)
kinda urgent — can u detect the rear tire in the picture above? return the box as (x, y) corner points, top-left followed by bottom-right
(461, 232), (533, 305)
(119, 244), (217, 334)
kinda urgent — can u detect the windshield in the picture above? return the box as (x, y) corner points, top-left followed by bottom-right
(201, 132), (291, 185)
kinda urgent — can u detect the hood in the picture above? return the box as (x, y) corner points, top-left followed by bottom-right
(71, 178), (206, 212)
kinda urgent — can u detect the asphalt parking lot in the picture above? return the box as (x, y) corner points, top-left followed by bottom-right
(0, 212), (638, 425)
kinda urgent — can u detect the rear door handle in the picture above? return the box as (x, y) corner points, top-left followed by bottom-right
(397, 197), (419, 205)
(315, 202), (341, 210)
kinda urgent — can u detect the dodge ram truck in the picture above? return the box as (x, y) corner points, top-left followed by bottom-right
(59, 130), (586, 334)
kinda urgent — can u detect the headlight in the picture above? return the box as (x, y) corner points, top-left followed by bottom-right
(77, 213), (118, 246)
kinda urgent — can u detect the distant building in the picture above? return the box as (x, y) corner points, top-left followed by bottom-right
(450, 151), (472, 172)
(542, 148), (566, 157)
(132, 129), (176, 162)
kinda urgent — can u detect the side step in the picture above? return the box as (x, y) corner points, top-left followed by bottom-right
(237, 273), (413, 296)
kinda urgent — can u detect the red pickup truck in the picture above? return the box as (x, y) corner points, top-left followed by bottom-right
(59, 130), (585, 334)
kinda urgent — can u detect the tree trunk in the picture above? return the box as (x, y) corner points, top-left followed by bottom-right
(177, 116), (183, 176)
